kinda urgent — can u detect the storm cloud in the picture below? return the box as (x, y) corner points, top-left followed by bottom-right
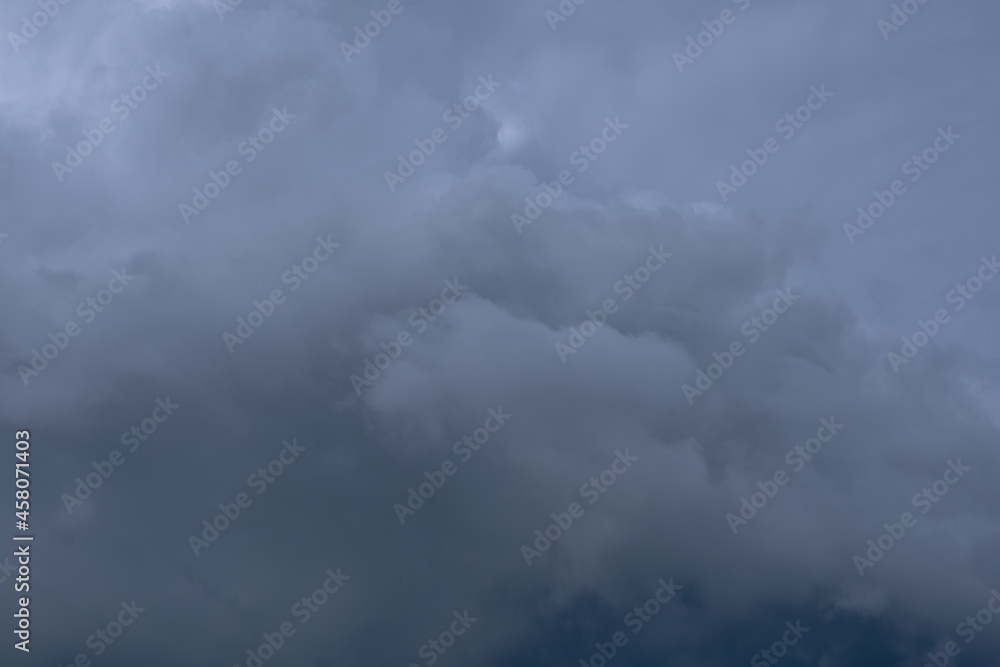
(1, 0), (999, 666)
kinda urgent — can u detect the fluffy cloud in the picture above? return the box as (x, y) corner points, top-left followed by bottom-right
(1, 0), (999, 665)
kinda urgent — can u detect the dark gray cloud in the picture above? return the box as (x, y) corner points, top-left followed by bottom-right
(1, 0), (999, 665)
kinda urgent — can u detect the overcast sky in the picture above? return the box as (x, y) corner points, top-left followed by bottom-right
(2, 0), (1000, 665)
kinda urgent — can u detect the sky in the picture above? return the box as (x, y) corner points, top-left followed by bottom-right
(1, 0), (1000, 665)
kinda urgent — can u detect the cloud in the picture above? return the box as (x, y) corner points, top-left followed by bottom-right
(2, 0), (1000, 665)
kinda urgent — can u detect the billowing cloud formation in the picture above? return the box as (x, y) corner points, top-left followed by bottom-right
(1, 0), (999, 665)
